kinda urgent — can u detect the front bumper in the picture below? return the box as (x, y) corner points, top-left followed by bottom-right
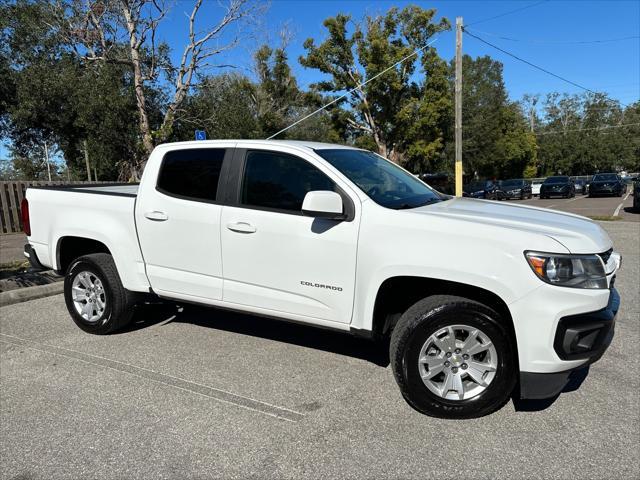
(519, 287), (619, 399)
(540, 188), (569, 197)
(590, 187), (619, 196)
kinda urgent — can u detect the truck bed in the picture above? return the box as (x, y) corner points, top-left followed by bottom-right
(25, 182), (148, 291)
(33, 183), (139, 197)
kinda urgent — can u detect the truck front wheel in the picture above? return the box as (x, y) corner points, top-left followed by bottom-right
(64, 253), (134, 335)
(390, 295), (516, 418)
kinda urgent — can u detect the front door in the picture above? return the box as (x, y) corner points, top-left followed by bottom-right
(220, 148), (360, 324)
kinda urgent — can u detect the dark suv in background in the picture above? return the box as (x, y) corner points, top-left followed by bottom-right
(588, 173), (626, 197)
(463, 180), (503, 200)
(539, 176), (575, 199)
(500, 179), (533, 199)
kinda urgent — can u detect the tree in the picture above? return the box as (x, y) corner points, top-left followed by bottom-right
(299, 6), (450, 167)
(173, 44), (338, 143)
(252, 44), (338, 141)
(53, 0), (261, 177)
(172, 73), (260, 141)
(534, 93), (637, 175)
(447, 55), (536, 179)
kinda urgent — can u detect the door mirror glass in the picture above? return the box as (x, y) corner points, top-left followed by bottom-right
(302, 191), (344, 220)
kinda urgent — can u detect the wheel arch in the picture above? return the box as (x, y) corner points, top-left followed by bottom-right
(371, 276), (517, 352)
(56, 236), (112, 274)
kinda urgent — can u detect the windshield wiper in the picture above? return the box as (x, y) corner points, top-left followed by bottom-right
(396, 198), (441, 210)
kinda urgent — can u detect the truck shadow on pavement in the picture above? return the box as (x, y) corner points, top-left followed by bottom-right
(124, 302), (391, 367)
(511, 366), (590, 412)
(124, 302), (589, 413)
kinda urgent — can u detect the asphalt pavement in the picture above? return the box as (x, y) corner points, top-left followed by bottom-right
(505, 190), (638, 221)
(0, 234), (26, 265)
(1, 222), (639, 480)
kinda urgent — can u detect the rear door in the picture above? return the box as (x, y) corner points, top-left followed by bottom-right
(135, 146), (232, 302)
(219, 147), (361, 324)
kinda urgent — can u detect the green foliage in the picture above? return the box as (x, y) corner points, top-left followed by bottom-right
(2, 0), (143, 180)
(445, 55), (537, 179)
(534, 93), (639, 175)
(299, 6), (451, 167)
(3, 1), (635, 183)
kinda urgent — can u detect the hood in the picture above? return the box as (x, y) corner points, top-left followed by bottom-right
(409, 197), (612, 254)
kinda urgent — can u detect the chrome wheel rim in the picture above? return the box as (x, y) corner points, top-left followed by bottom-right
(71, 271), (106, 323)
(418, 324), (498, 401)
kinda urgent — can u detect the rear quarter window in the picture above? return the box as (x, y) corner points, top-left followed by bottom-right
(157, 148), (226, 202)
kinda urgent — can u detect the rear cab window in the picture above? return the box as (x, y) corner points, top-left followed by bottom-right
(157, 148), (226, 202)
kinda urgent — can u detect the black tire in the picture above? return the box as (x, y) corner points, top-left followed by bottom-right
(64, 253), (134, 335)
(390, 295), (516, 419)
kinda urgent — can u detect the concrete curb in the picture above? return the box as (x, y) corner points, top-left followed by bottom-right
(0, 281), (64, 307)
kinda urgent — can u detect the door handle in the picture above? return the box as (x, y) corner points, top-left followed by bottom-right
(144, 211), (169, 222)
(227, 221), (256, 234)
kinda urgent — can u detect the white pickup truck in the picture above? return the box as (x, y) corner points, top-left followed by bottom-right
(22, 140), (621, 418)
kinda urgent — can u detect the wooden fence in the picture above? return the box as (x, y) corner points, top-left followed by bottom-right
(0, 181), (110, 234)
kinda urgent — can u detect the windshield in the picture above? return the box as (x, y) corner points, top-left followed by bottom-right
(544, 176), (569, 184)
(501, 179), (523, 188)
(315, 149), (443, 209)
(592, 173), (618, 181)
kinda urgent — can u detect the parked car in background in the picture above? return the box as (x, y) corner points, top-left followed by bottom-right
(531, 179), (543, 196)
(573, 179), (588, 195)
(500, 179), (533, 199)
(588, 173), (626, 197)
(420, 173), (454, 196)
(539, 176), (575, 199)
(463, 180), (503, 200)
(633, 178), (639, 211)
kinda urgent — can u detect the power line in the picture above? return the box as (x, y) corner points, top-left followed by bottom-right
(465, 1), (548, 27)
(464, 28), (640, 45)
(463, 28), (600, 95)
(463, 29), (633, 108)
(266, 37), (439, 139)
(535, 122), (640, 136)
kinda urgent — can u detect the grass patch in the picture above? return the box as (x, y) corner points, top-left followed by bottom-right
(588, 215), (623, 221)
(0, 260), (29, 272)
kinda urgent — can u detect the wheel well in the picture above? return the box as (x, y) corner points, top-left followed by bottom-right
(372, 276), (516, 344)
(57, 236), (111, 273)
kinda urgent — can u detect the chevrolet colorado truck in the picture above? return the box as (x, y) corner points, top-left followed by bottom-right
(22, 140), (621, 418)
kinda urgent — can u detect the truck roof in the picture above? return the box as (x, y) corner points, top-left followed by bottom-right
(155, 139), (359, 152)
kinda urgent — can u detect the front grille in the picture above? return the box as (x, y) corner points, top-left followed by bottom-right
(598, 248), (613, 265)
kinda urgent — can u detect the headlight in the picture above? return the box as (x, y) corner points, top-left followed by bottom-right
(525, 252), (607, 289)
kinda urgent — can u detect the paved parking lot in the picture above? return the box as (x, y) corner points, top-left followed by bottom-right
(1, 220), (638, 479)
(505, 190), (638, 221)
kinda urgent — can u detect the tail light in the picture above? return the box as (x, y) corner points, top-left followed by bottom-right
(21, 198), (31, 236)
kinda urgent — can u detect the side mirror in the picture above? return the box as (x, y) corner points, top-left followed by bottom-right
(302, 191), (345, 220)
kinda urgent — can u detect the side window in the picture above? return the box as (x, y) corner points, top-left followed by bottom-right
(241, 150), (335, 212)
(157, 148), (225, 202)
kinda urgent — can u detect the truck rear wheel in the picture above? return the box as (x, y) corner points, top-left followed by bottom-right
(64, 253), (134, 335)
(390, 295), (516, 419)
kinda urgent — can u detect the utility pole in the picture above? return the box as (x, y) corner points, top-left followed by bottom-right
(529, 96), (538, 132)
(83, 139), (92, 182)
(455, 17), (463, 197)
(43, 141), (52, 182)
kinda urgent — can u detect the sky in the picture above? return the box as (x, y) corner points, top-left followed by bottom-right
(159, 0), (640, 104)
(2, 0), (640, 160)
